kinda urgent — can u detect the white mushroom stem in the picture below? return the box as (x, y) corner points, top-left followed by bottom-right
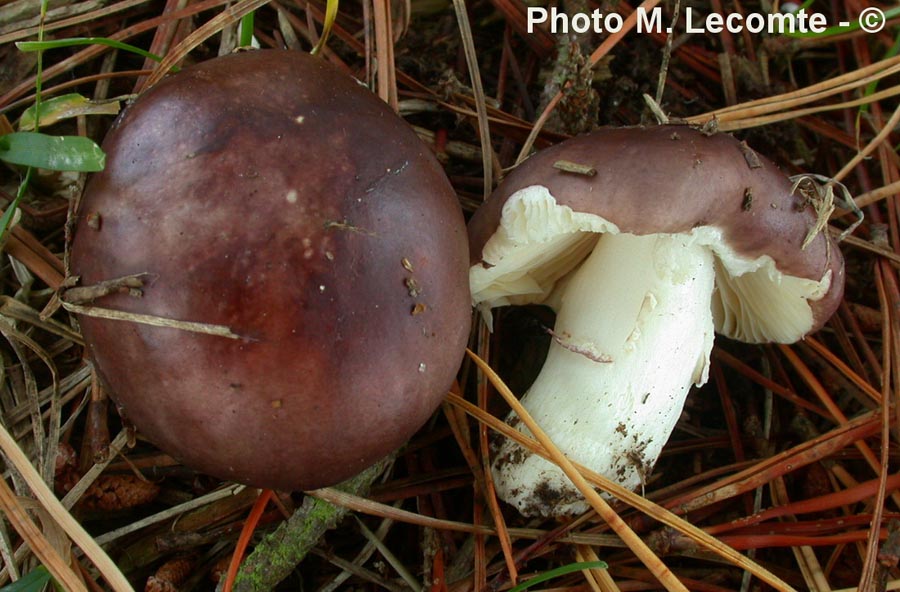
(492, 231), (717, 517)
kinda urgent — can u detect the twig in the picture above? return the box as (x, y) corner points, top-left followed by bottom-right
(653, 0), (680, 106)
(232, 457), (392, 591)
(60, 273), (151, 304)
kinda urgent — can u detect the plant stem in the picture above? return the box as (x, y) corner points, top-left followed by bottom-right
(232, 457), (393, 591)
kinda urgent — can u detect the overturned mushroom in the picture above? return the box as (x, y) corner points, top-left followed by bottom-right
(70, 50), (471, 491)
(468, 126), (844, 517)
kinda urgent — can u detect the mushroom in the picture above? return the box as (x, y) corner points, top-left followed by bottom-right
(69, 49), (471, 491)
(468, 126), (844, 517)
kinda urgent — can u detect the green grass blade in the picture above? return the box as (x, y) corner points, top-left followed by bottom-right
(0, 566), (54, 592)
(32, 0), (47, 126)
(508, 560), (609, 592)
(311, 0), (339, 55)
(0, 132), (105, 172)
(0, 168), (30, 243)
(18, 93), (120, 131)
(239, 11), (256, 47)
(17, 37), (165, 64)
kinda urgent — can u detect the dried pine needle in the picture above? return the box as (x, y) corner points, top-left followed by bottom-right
(61, 302), (242, 340)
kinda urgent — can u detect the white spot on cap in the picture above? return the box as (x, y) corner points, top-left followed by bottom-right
(286, 189), (298, 204)
(295, 115), (305, 124)
(418, 363), (427, 373)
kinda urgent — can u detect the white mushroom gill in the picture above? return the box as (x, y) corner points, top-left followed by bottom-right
(473, 186), (832, 517)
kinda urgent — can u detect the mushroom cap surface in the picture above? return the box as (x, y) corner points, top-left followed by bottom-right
(468, 125), (844, 341)
(71, 49), (471, 491)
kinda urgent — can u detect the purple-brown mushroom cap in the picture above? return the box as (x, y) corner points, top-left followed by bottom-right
(70, 50), (471, 491)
